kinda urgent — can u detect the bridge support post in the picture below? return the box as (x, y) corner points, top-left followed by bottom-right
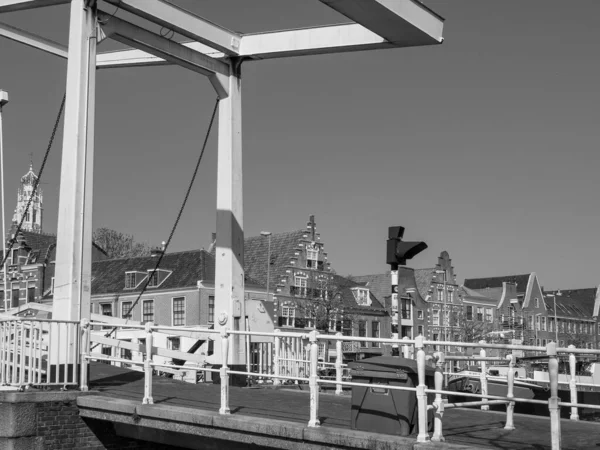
(213, 61), (246, 381)
(431, 351), (445, 442)
(52, 0), (98, 378)
(273, 329), (281, 386)
(308, 330), (320, 427)
(415, 335), (430, 443)
(504, 354), (515, 430)
(143, 322), (154, 405)
(567, 345), (579, 421)
(219, 330), (230, 415)
(547, 342), (561, 450)
(80, 319), (90, 391)
(479, 341), (489, 411)
(335, 332), (343, 395)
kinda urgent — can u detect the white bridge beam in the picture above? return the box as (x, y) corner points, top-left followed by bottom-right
(104, 0), (240, 57)
(98, 11), (229, 97)
(319, 0), (444, 46)
(0, 21), (67, 58)
(0, 0), (67, 13)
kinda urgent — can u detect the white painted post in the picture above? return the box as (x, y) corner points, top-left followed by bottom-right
(79, 318), (89, 392)
(479, 340), (489, 411)
(335, 332), (343, 395)
(504, 354), (515, 430)
(53, 0), (98, 324)
(308, 330), (320, 427)
(213, 63), (246, 372)
(415, 335), (430, 443)
(431, 351), (445, 442)
(402, 336), (410, 359)
(219, 330), (230, 414)
(143, 322), (154, 405)
(567, 345), (579, 421)
(273, 329), (281, 386)
(547, 342), (561, 450)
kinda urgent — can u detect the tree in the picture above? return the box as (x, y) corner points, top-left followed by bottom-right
(92, 228), (151, 258)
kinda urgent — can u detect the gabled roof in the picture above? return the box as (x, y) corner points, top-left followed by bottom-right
(91, 249), (216, 296)
(243, 229), (310, 289)
(330, 274), (386, 311)
(352, 272), (390, 303)
(460, 285), (498, 305)
(544, 288), (597, 319)
(414, 268), (435, 300)
(464, 274), (531, 293)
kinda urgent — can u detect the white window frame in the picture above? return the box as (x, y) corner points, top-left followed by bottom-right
(121, 301), (133, 320)
(432, 309), (440, 326)
(371, 320), (380, 348)
(142, 299), (154, 324)
(124, 272), (137, 289)
(172, 297), (186, 326)
(352, 288), (370, 306)
(485, 308), (493, 323)
(417, 309), (423, 320)
(294, 276), (307, 297)
(281, 305), (296, 327)
(534, 297), (539, 308)
(306, 249), (318, 269)
(100, 303), (113, 317)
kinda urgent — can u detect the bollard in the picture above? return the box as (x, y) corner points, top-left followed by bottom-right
(335, 332), (343, 395)
(80, 319), (90, 392)
(431, 351), (445, 442)
(273, 329), (281, 386)
(415, 335), (430, 443)
(479, 340), (489, 411)
(402, 336), (410, 359)
(308, 331), (320, 427)
(567, 345), (579, 421)
(219, 330), (231, 415)
(504, 354), (515, 430)
(143, 322), (154, 405)
(547, 342), (561, 450)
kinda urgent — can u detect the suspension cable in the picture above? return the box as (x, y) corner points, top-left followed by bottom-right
(93, 97), (220, 346)
(0, 93), (66, 268)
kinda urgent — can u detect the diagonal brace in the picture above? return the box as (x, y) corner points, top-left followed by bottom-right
(98, 11), (229, 97)
(0, 20), (67, 57)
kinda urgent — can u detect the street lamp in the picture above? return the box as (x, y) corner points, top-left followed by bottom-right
(0, 90), (8, 312)
(260, 231), (272, 302)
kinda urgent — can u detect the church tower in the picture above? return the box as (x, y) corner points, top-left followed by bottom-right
(12, 163), (43, 232)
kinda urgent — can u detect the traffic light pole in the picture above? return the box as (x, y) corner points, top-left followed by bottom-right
(391, 266), (399, 356)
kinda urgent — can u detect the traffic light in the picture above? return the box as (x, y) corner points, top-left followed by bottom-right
(386, 226), (427, 268)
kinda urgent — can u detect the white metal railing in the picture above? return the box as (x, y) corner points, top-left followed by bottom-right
(0, 318), (80, 389)
(78, 321), (600, 450)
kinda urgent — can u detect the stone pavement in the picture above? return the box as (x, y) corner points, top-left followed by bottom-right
(88, 363), (600, 450)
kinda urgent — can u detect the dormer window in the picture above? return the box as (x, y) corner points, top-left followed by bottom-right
(352, 288), (370, 306)
(125, 271), (145, 290)
(146, 269), (172, 288)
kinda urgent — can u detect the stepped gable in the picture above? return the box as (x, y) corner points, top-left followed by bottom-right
(91, 249), (216, 295)
(464, 274), (530, 292)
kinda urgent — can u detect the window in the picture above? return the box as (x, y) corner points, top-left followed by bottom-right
(432, 309), (440, 326)
(528, 315), (533, 329)
(541, 317), (547, 331)
(305, 311), (315, 329)
(417, 325), (424, 336)
(352, 288), (369, 305)
(401, 298), (411, 319)
(147, 271), (159, 287)
(172, 297), (185, 326)
(476, 307), (483, 322)
(448, 290), (453, 303)
(125, 272), (137, 289)
(444, 310), (450, 327)
(559, 340), (565, 347)
(101, 345), (112, 363)
(371, 321), (380, 348)
(168, 337), (180, 351)
(534, 298), (539, 308)
(293, 276), (307, 297)
(121, 301), (132, 320)
(437, 287), (443, 302)
(433, 333), (439, 351)
(306, 249), (318, 268)
(27, 282), (35, 303)
(281, 306), (295, 327)
(358, 321), (367, 347)
(536, 316), (540, 331)
(485, 308), (493, 323)
(142, 300), (154, 324)
(549, 318), (554, 332)
(417, 310), (423, 320)
(12, 249), (18, 265)
(208, 295), (215, 323)
(33, 209), (37, 224)
(101, 303), (112, 317)
(342, 319), (352, 337)
(11, 282), (19, 308)
(466, 306), (473, 321)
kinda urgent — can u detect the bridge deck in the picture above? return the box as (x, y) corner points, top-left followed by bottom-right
(88, 363), (600, 450)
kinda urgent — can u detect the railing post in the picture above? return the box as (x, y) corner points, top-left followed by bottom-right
(567, 344), (579, 421)
(415, 335), (430, 443)
(402, 336), (410, 359)
(80, 319), (90, 392)
(479, 340), (489, 411)
(504, 354), (515, 430)
(0, 322), (6, 385)
(143, 322), (154, 405)
(431, 351), (445, 442)
(219, 329), (230, 415)
(308, 330), (320, 427)
(335, 332), (343, 395)
(547, 342), (561, 450)
(273, 329), (281, 386)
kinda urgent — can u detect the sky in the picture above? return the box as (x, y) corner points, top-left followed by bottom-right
(0, 0), (599, 290)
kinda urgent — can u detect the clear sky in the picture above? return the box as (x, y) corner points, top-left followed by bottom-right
(0, 1), (599, 290)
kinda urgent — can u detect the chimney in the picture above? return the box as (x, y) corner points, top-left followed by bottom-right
(151, 241), (166, 257)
